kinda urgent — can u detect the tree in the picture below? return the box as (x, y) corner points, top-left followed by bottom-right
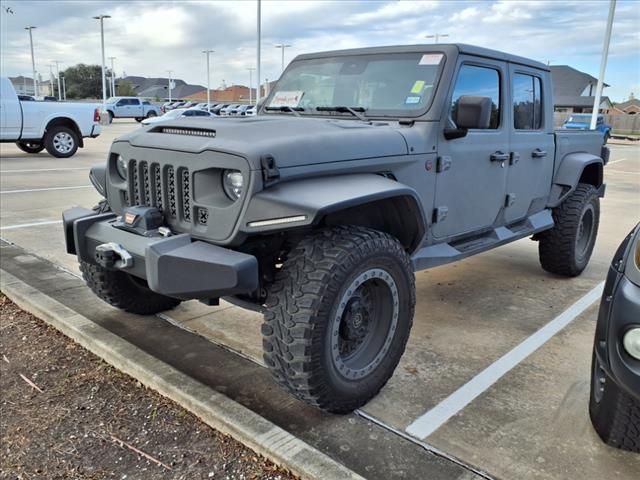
(117, 80), (136, 96)
(61, 64), (113, 99)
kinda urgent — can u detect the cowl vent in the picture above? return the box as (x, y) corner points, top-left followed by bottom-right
(152, 126), (216, 138)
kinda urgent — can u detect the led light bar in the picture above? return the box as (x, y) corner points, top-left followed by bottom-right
(247, 215), (307, 228)
(159, 127), (216, 138)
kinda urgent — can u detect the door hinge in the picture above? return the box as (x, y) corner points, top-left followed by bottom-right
(510, 152), (520, 165)
(433, 206), (449, 223)
(436, 156), (452, 173)
(505, 193), (516, 207)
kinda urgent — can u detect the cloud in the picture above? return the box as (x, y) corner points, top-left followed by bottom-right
(0, 0), (638, 102)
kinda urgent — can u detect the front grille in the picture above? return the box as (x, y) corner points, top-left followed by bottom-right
(128, 160), (200, 224)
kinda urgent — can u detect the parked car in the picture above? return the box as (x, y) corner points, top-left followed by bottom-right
(64, 43), (608, 412)
(562, 113), (611, 144)
(42, 96), (57, 102)
(210, 104), (229, 115)
(220, 104), (240, 116)
(245, 106), (256, 116)
(140, 107), (212, 126)
(0, 76), (101, 157)
(165, 101), (186, 111)
(235, 105), (253, 116)
(104, 97), (161, 123)
(590, 224), (640, 453)
(17, 94), (35, 101)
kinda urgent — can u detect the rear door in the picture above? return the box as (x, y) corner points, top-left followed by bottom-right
(504, 65), (554, 223)
(128, 98), (142, 116)
(0, 78), (23, 140)
(432, 59), (510, 240)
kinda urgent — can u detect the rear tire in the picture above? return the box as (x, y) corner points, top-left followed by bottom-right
(16, 141), (45, 154)
(80, 261), (181, 315)
(44, 125), (79, 158)
(538, 183), (599, 277)
(262, 226), (415, 413)
(589, 351), (640, 452)
(146, 111), (157, 118)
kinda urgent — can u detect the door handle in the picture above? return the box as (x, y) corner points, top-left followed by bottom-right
(532, 149), (547, 158)
(490, 151), (510, 162)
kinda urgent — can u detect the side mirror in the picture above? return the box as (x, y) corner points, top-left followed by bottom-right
(446, 95), (492, 140)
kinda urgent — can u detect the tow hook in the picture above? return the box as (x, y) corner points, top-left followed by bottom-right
(95, 242), (133, 269)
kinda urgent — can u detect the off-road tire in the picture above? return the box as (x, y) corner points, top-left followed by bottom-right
(538, 183), (599, 277)
(80, 261), (181, 315)
(16, 141), (45, 154)
(262, 226), (416, 413)
(44, 125), (79, 158)
(589, 351), (640, 452)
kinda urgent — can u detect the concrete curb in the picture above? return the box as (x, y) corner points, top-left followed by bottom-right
(1, 269), (365, 480)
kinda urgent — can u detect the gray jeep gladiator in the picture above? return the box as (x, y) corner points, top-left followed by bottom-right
(63, 44), (608, 412)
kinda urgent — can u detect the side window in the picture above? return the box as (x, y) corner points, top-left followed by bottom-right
(116, 99), (127, 106)
(142, 101), (150, 105)
(451, 64), (500, 129)
(129, 99), (140, 106)
(512, 73), (542, 130)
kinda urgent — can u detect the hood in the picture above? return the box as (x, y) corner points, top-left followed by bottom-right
(116, 115), (409, 170)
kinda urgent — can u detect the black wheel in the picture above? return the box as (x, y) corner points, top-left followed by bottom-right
(80, 261), (181, 315)
(16, 141), (45, 154)
(603, 131), (610, 144)
(135, 117), (143, 123)
(538, 183), (599, 276)
(108, 111), (114, 124)
(589, 351), (640, 452)
(146, 111), (157, 118)
(262, 226), (415, 413)
(44, 125), (79, 158)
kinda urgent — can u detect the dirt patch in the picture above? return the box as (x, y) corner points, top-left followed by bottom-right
(0, 294), (297, 480)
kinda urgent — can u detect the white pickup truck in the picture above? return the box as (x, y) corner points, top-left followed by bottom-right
(0, 77), (101, 158)
(104, 97), (161, 123)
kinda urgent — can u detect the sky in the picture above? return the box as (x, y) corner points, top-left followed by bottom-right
(0, 0), (638, 102)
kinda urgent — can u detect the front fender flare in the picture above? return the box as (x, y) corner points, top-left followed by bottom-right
(548, 152), (604, 207)
(241, 173), (427, 251)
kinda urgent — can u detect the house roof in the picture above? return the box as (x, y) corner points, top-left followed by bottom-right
(119, 76), (205, 99)
(615, 98), (640, 110)
(550, 65), (609, 97)
(555, 95), (612, 108)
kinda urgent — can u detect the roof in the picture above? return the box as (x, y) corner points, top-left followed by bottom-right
(615, 98), (640, 110)
(555, 95), (612, 108)
(549, 65), (609, 97)
(294, 43), (549, 71)
(137, 84), (206, 99)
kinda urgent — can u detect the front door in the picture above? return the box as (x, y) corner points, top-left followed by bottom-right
(432, 59), (510, 240)
(504, 65), (555, 223)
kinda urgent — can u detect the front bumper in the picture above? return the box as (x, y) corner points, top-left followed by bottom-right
(594, 266), (640, 401)
(62, 207), (258, 300)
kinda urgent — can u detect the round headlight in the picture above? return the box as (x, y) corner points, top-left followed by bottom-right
(223, 170), (244, 201)
(623, 328), (640, 361)
(116, 155), (128, 180)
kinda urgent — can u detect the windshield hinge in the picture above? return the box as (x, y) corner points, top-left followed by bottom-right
(260, 155), (280, 186)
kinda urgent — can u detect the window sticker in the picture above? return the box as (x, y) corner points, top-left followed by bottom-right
(405, 96), (421, 104)
(411, 80), (426, 94)
(419, 54), (443, 65)
(269, 91), (304, 107)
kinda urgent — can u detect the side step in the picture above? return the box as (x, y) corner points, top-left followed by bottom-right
(411, 210), (553, 271)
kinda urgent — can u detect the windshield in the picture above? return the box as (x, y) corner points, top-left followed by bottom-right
(567, 114), (593, 124)
(106, 97), (118, 103)
(266, 52), (444, 116)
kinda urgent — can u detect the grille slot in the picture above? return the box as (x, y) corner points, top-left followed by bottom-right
(127, 161), (192, 222)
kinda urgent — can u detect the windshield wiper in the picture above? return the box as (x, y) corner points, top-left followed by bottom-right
(264, 106), (303, 117)
(316, 106), (368, 121)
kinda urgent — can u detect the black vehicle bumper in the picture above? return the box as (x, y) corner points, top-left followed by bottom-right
(594, 265), (640, 401)
(62, 207), (258, 300)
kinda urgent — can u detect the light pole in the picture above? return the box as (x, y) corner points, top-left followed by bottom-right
(62, 75), (67, 100)
(108, 56), (116, 96)
(47, 64), (55, 97)
(202, 49), (214, 106)
(53, 60), (63, 100)
(93, 14), (111, 118)
(425, 33), (449, 43)
(167, 70), (173, 102)
(274, 43), (291, 73)
(256, 0), (261, 105)
(25, 26), (37, 97)
(590, 0), (616, 129)
(247, 67), (255, 104)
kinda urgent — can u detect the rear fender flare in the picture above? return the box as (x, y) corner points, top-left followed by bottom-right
(548, 152), (603, 207)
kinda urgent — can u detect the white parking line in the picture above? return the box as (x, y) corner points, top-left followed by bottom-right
(0, 185), (92, 194)
(0, 219), (62, 230)
(405, 282), (605, 439)
(607, 157), (628, 165)
(0, 167), (87, 173)
(606, 169), (640, 175)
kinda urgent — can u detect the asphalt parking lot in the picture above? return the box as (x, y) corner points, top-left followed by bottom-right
(1, 121), (639, 479)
